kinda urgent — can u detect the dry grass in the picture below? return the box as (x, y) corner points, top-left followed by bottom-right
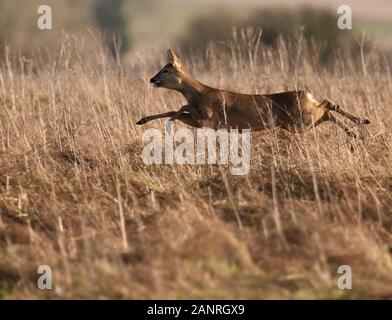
(0, 32), (392, 299)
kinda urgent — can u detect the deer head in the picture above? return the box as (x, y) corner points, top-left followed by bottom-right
(150, 49), (184, 90)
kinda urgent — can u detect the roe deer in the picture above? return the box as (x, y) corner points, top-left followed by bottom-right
(136, 49), (370, 137)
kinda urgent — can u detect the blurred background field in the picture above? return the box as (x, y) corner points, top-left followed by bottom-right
(0, 0), (392, 299)
(1, 0), (392, 57)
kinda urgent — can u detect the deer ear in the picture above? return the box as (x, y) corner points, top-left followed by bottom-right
(167, 49), (181, 68)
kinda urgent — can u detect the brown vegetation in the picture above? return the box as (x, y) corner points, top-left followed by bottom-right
(0, 31), (392, 299)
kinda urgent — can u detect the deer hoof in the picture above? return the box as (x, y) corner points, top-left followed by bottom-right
(136, 118), (147, 125)
(361, 118), (370, 124)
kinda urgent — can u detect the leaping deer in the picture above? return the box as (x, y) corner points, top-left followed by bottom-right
(136, 49), (370, 137)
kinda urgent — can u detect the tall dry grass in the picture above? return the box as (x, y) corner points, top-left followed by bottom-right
(0, 31), (392, 299)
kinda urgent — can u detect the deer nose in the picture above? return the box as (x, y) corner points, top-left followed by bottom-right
(150, 77), (161, 87)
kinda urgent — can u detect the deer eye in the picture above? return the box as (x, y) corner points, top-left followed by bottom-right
(163, 70), (168, 74)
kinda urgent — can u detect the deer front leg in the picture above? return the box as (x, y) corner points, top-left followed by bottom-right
(136, 111), (177, 125)
(137, 105), (202, 128)
(169, 104), (214, 129)
(136, 105), (196, 125)
(174, 113), (202, 128)
(322, 99), (370, 125)
(168, 105), (202, 128)
(169, 105), (193, 121)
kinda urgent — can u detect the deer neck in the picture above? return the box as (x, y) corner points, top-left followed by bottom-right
(177, 72), (207, 105)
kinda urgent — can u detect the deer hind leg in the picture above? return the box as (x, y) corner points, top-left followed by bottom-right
(326, 112), (358, 138)
(306, 106), (358, 138)
(306, 99), (361, 138)
(323, 99), (370, 125)
(307, 113), (329, 129)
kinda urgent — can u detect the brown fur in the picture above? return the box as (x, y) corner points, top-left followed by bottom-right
(137, 50), (370, 137)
